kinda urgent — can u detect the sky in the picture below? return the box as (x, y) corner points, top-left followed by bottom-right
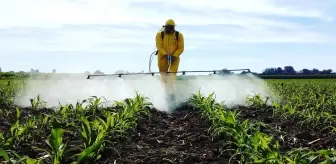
(0, 0), (335, 74)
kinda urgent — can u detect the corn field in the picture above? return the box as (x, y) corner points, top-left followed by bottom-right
(0, 79), (335, 163)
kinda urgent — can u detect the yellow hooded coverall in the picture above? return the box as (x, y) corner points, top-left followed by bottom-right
(155, 19), (184, 90)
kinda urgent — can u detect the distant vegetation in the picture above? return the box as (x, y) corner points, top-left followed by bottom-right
(260, 66), (333, 75)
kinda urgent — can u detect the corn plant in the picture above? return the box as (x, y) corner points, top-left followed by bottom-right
(188, 90), (336, 163)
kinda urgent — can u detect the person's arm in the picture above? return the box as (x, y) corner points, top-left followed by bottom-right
(173, 32), (184, 57)
(156, 32), (167, 55)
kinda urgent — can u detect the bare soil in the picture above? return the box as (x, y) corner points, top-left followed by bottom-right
(98, 106), (227, 164)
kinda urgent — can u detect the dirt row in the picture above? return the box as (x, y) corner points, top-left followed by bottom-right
(99, 106), (227, 164)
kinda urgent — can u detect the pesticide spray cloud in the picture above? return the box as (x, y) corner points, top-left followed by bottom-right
(15, 73), (275, 112)
(175, 73), (275, 108)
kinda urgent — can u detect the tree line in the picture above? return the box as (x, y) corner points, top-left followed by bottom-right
(259, 66), (333, 75)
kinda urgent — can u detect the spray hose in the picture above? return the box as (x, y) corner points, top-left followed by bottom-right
(148, 50), (157, 73)
(148, 51), (173, 74)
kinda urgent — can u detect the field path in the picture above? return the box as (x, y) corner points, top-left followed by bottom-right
(102, 107), (226, 164)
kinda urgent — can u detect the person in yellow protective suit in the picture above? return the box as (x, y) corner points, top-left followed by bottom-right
(155, 19), (184, 101)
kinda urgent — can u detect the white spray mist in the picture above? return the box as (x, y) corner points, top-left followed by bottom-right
(14, 73), (275, 112)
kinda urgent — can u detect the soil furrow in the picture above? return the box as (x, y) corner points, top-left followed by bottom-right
(99, 107), (225, 164)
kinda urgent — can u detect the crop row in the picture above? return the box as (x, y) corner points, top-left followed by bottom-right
(0, 93), (152, 163)
(1, 91), (335, 163)
(188, 91), (336, 163)
(264, 79), (336, 130)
